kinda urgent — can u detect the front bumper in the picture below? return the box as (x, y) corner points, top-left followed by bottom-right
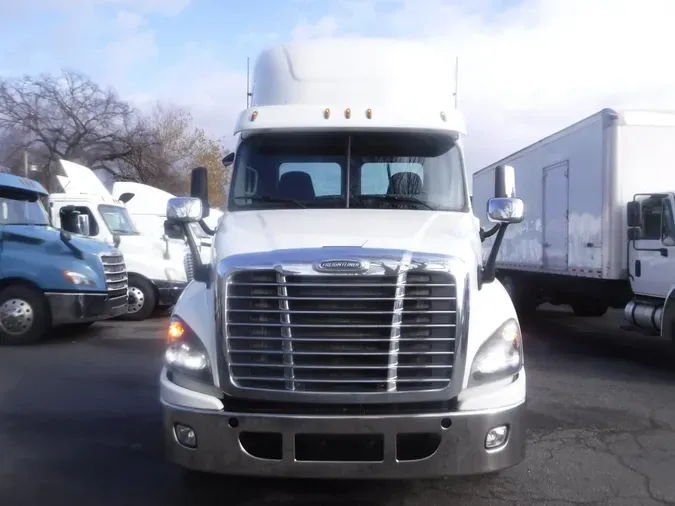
(154, 280), (187, 307)
(46, 292), (128, 325)
(161, 376), (526, 479)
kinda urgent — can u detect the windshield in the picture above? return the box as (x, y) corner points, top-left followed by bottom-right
(98, 204), (139, 235)
(228, 131), (468, 212)
(0, 188), (49, 226)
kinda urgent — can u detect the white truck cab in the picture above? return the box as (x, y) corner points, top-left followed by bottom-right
(51, 160), (188, 320)
(161, 38), (527, 479)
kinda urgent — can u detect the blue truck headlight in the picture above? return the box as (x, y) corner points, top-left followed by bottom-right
(468, 319), (523, 387)
(62, 270), (96, 287)
(165, 316), (212, 382)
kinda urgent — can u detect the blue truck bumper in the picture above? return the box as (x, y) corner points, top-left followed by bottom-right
(46, 292), (128, 326)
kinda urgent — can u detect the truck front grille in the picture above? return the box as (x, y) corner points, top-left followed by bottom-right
(224, 269), (457, 393)
(100, 254), (128, 299)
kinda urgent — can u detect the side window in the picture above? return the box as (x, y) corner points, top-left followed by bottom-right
(59, 206), (99, 236)
(637, 195), (664, 240)
(662, 199), (675, 246)
(278, 162), (342, 198)
(360, 162), (424, 195)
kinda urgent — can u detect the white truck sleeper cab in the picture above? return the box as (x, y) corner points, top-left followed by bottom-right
(160, 38), (527, 479)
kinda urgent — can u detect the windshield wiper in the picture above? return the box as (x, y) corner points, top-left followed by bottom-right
(233, 196), (307, 209)
(353, 195), (436, 210)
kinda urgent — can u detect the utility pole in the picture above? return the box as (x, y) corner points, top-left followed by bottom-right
(23, 150), (28, 177)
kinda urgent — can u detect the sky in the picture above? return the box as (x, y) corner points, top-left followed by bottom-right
(2, 0), (675, 182)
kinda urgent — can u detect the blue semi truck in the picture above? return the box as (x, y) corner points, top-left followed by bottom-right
(0, 173), (129, 344)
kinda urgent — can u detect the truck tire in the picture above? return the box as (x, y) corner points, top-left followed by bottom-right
(0, 285), (51, 345)
(120, 276), (157, 321)
(571, 299), (608, 317)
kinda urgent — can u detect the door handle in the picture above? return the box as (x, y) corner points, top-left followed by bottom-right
(543, 242), (551, 248)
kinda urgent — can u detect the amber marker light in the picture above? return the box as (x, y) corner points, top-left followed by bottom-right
(167, 319), (185, 343)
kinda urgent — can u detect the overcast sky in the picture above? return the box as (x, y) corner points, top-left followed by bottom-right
(2, 0), (674, 182)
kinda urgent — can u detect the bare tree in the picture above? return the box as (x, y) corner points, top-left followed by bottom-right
(0, 69), (142, 190)
(139, 102), (231, 203)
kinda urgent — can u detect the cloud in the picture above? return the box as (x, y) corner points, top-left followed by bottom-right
(207, 0), (675, 180)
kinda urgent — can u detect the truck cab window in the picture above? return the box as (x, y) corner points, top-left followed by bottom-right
(0, 188), (49, 226)
(661, 199), (675, 246)
(98, 204), (139, 235)
(228, 132), (467, 212)
(639, 195), (665, 240)
(361, 162), (424, 195)
(59, 206), (99, 236)
(279, 162), (342, 198)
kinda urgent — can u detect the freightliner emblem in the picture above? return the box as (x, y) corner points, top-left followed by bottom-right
(314, 259), (370, 273)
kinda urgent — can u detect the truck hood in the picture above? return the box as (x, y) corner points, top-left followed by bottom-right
(3, 225), (119, 256)
(115, 233), (185, 262)
(214, 209), (481, 262)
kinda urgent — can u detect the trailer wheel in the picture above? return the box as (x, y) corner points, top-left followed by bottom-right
(571, 299), (608, 318)
(0, 285), (51, 345)
(120, 276), (157, 321)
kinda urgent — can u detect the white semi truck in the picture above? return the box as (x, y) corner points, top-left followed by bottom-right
(51, 160), (188, 320)
(160, 38), (527, 478)
(473, 108), (675, 344)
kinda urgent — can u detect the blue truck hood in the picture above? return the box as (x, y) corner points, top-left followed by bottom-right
(3, 225), (119, 256)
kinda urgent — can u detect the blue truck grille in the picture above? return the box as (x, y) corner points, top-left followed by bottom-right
(100, 254), (128, 300)
(224, 269), (458, 394)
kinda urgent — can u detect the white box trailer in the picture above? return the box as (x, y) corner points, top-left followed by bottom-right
(473, 108), (675, 342)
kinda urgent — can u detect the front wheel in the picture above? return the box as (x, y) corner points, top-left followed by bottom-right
(0, 285), (51, 345)
(119, 277), (157, 321)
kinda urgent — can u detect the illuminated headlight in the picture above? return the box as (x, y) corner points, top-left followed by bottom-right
(165, 267), (187, 282)
(468, 319), (523, 387)
(165, 316), (212, 382)
(63, 270), (96, 286)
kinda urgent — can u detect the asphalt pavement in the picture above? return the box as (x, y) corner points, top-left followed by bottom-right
(1, 307), (674, 506)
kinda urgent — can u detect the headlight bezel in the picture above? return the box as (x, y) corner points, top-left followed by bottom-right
(165, 316), (213, 384)
(468, 318), (523, 387)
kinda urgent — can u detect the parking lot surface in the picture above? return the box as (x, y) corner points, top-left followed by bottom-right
(0, 308), (674, 506)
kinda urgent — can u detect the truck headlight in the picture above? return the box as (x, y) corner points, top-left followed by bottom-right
(468, 319), (523, 387)
(165, 267), (187, 282)
(165, 316), (212, 383)
(62, 270), (96, 287)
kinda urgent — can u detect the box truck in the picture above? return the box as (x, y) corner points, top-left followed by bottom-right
(473, 108), (675, 343)
(160, 38), (528, 479)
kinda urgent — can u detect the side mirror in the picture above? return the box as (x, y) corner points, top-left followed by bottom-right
(76, 214), (90, 236)
(222, 152), (235, 168)
(163, 219), (185, 240)
(627, 201), (641, 228)
(494, 164), (516, 198)
(487, 197), (524, 224)
(190, 167), (210, 219)
(627, 227), (640, 241)
(167, 197), (203, 223)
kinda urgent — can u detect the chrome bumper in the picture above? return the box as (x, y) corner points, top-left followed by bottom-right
(46, 292), (128, 325)
(162, 397), (526, 479)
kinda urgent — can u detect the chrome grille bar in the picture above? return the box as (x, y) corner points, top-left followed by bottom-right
(100, 254), (128, 300)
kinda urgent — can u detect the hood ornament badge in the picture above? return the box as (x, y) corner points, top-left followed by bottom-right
(313, 259), (370, 274)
